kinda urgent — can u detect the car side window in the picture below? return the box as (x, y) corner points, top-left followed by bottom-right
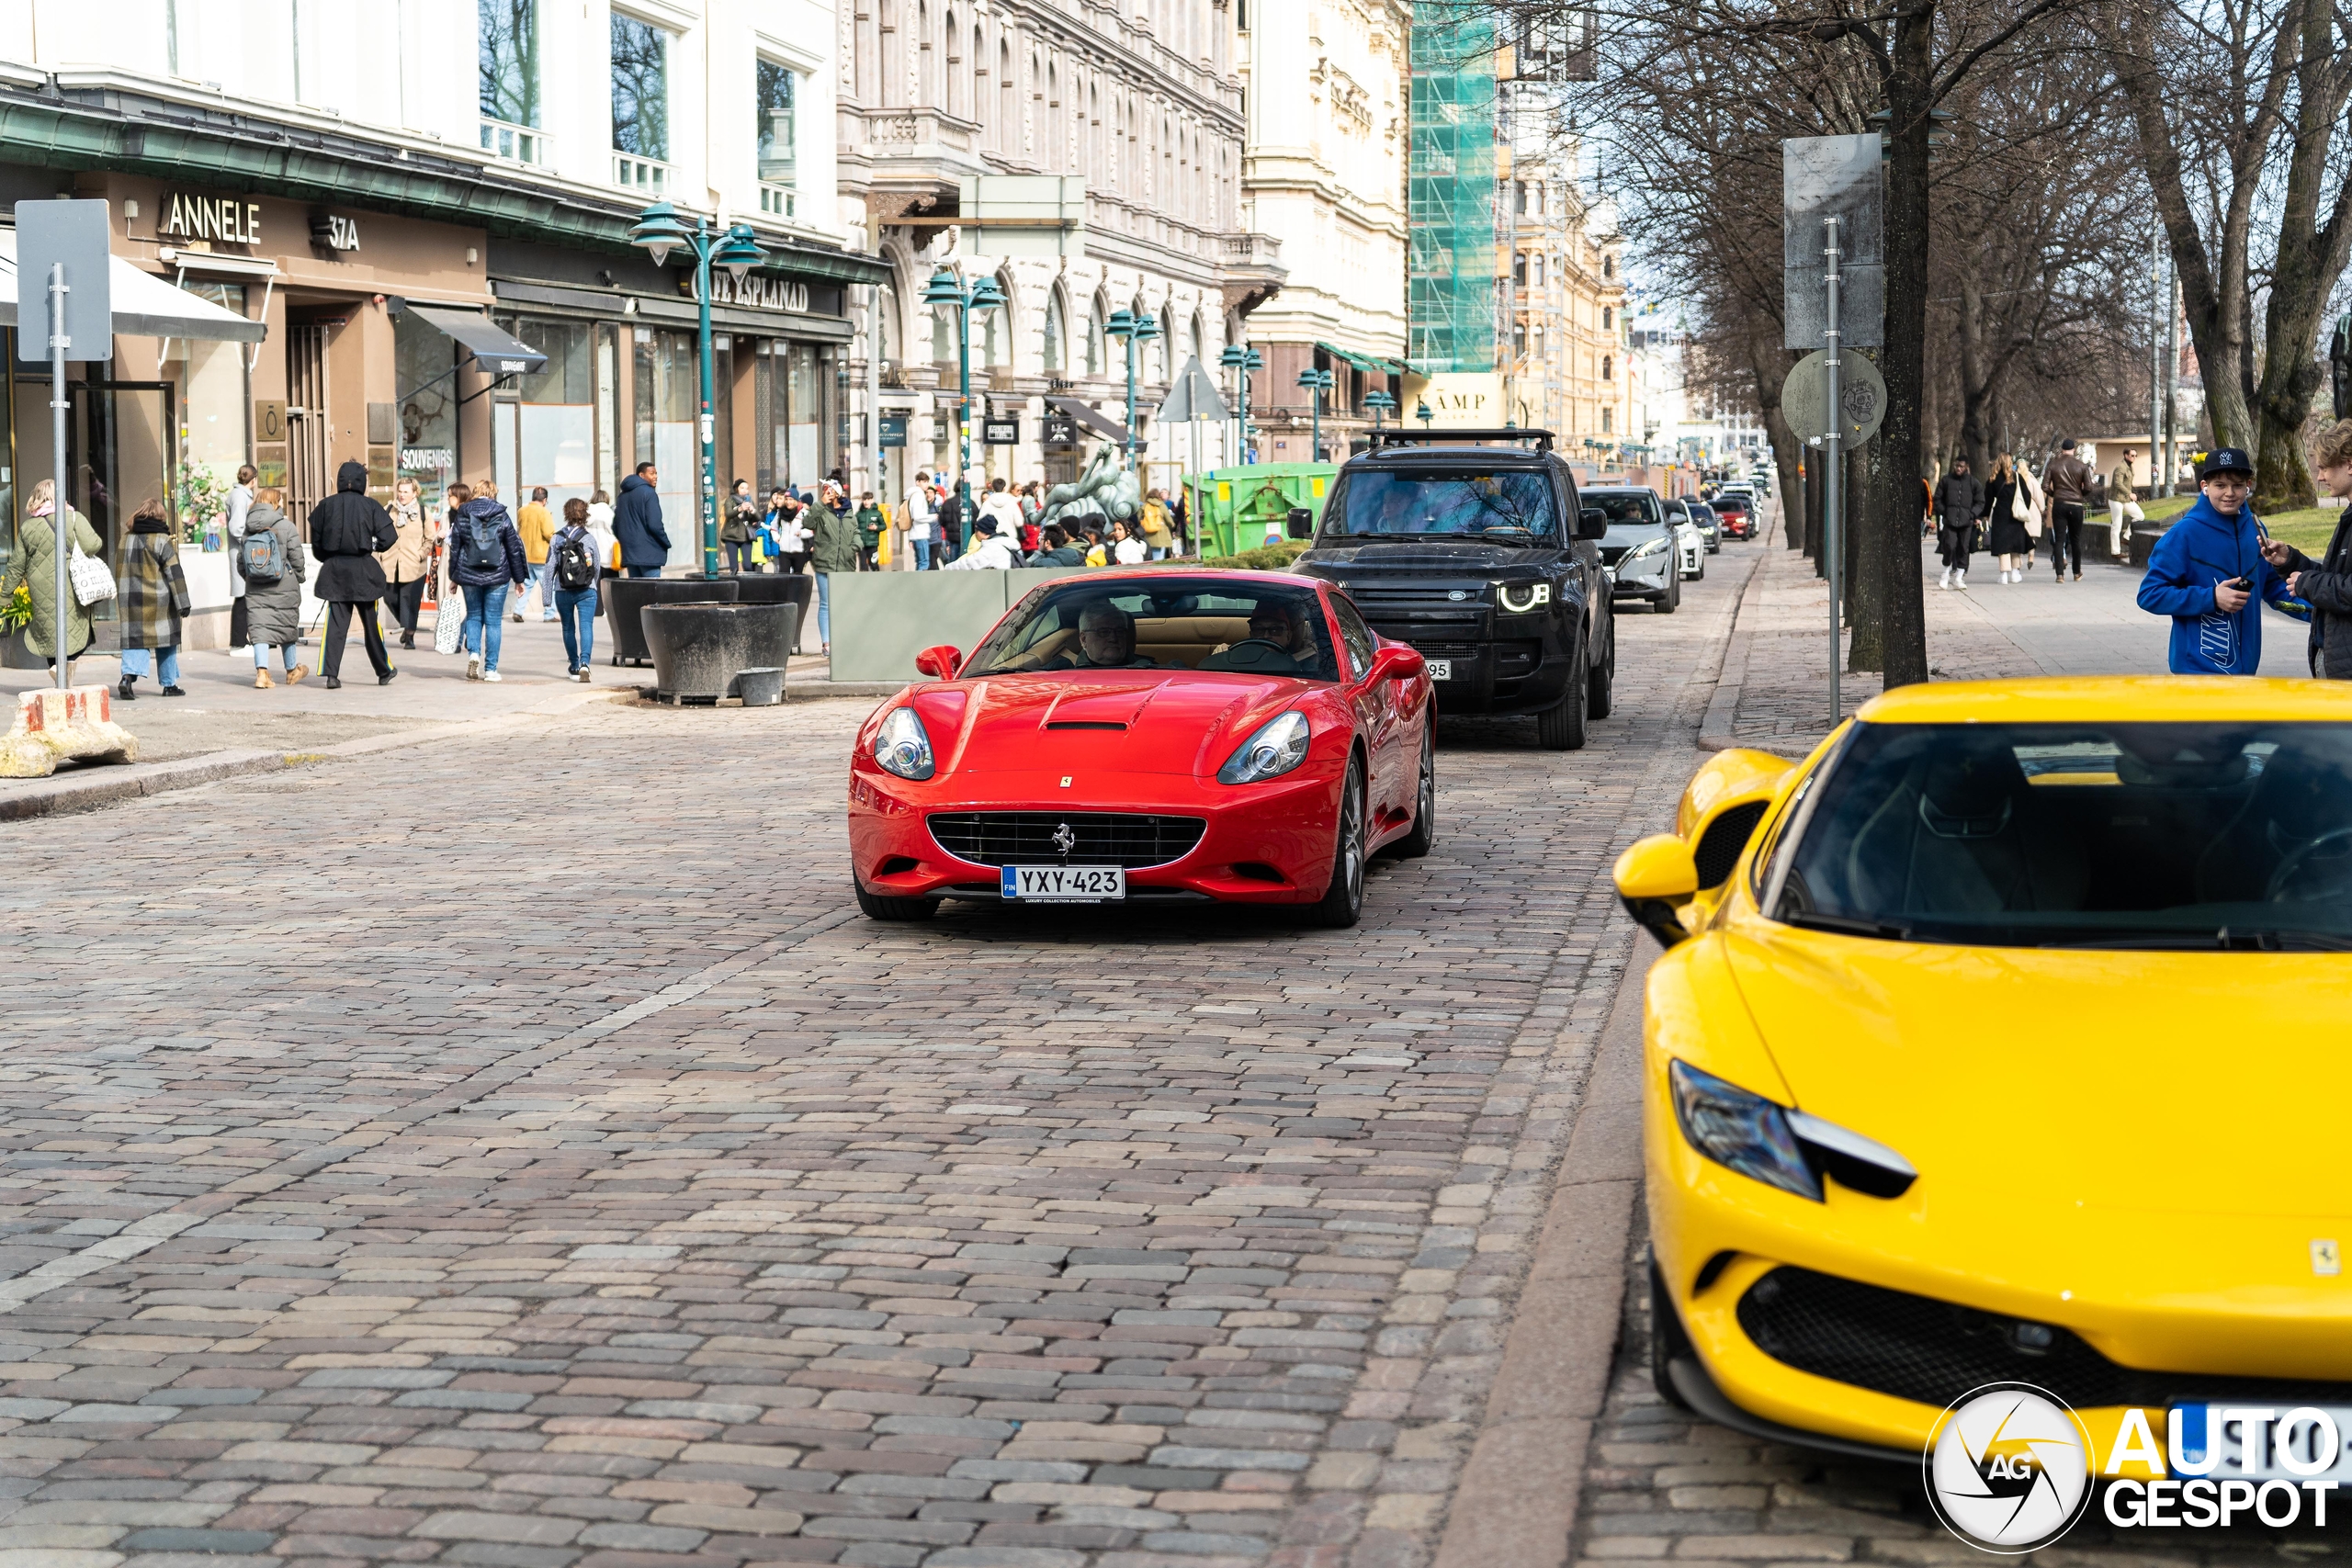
(1329, 593), (1376, 680)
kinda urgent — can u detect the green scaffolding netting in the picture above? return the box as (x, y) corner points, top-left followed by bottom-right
(1409, 13), (1498, 375)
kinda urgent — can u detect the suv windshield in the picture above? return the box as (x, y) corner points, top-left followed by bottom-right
(1334, 468), (1558, 538)
(1585, 491), (1666, 528)
(1770, 721), (2352, 949)
(961, 577), (1341, 682)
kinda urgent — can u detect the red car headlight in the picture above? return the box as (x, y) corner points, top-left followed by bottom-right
(1217, 711), (1312, 784)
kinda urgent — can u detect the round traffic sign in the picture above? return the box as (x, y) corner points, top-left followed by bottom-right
(1781, 349), (1887, 446)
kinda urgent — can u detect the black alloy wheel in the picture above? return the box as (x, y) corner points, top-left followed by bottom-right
(1587, 617), (1615, 720)
(1536, 635), (1589, 751)
(1393, 724), (1436, 860)
(1307, 760), (1368, 928)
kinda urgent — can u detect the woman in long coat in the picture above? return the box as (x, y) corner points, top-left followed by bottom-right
(1984, 455), (2034, 584)
(115, 499), (187, 699)
(377, 478), (434, 651)
(2, 479), (104, 672)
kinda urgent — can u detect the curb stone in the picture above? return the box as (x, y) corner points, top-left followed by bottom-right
(1697, 509), (1786, 754)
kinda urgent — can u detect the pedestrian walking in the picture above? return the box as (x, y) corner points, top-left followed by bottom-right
(378, 477), (435, 649)
(978, 477), (1024, 543)
(1984, 456), (2032, 583)
(722, 479), (763, 572)
(447, 481), (528, 682)
(585, 489), (620, 580)
(936, 485), (968, 566)
(903, 469), (937, 570)
(516, 486), (555, 619)
(1, 481), (102, 679)
(2107, 449), (2143, 562)
(2261, 420), (2352, 678)
(310, 459), (400, 689)
(2041, 438), (2094, 580)
(114, 500), (189, 700)
(1933, 457), (1984, 590)
(2136, 447), (2291, 674)
(854, 491), (886, 570)
(1139, 489), (1173, 559)
(549, 497), (602, 682)
(807, 488), (861, 655)
(242, 487), (309, 689)
(222, 463), (255, 654)
(614, 462), (671, 578)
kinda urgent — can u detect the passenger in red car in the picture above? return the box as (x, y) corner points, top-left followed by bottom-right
(1042, 603), (1167, 670)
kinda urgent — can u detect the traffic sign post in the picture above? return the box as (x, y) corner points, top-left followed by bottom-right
(16, 200), (112, 692)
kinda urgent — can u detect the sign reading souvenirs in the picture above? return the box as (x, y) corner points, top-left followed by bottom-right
(692, 272), (812, 313)
(159, 192), (261, 246)
(311, 213), (360, 253)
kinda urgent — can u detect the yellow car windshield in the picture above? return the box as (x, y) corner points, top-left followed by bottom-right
(1769, 721), (2352, 949)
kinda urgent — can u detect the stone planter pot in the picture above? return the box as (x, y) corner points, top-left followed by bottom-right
(641, 601), (799, 705)
(602, 575), (741, 667)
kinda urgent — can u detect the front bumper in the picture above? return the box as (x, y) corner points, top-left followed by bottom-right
(1611, 558), (1675, 600)
(849, 764), (1342, 903)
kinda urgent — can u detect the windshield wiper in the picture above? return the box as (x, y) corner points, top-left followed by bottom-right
(1783, 911), (1914, 941)
(2041, 928), (2352, 951)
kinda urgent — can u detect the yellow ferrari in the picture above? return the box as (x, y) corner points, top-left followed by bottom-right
(1614, 677), (2352, 1477)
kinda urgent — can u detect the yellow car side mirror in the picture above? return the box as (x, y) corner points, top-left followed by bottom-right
(1613, 833), (1700, 947)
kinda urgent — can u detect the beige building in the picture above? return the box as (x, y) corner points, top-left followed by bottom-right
(1234, 0), (1411, 463)
(1500, 134), (1626, 461)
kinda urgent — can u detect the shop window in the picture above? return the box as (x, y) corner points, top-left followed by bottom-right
(480, 0), (541, 130)
(788, 343), (823, 486)
(164, 282), (250, 505)
(932, 307), (953, 367)
(757, 59), (799, 192)
(394, 310), (458, 512)
(612, 12), (671, 161)
(632, 326), (697, 565)
(498, 317), (595, 514)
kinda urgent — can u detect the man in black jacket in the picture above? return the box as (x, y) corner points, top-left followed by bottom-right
(308, 460), (398, 688)
(614, 463), (672, 577)
(2263, 420), (2352, 677)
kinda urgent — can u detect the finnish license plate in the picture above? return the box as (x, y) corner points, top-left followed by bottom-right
(1001, 865), (1126, 902)
(1425, 660), (1453, 681)
(2169, 1404), (2352, 1482)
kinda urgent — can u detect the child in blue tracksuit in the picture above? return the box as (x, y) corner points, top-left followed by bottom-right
(2136, 447), (2293, 674)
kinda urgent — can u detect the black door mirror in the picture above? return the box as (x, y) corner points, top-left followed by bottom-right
(1578, 506), (1608, 540)
(1285, 506), (1316, 540)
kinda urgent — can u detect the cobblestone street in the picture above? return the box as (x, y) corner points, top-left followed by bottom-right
(0, 549), (1752, 1568)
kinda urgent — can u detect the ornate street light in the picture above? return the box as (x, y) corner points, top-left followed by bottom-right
(1415, 400), (1434, 430)
(1104, 308), (1159, 469)
(631, 203), (768, 576)
(922, 266), (1005, 511)
(1364, 389), (1397, 431)
(1297, 367), (1335, 463)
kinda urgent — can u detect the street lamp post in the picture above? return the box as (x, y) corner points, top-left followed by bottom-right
(1414, 400), (1434, 432)
(629, 202), (766, 577)
(1297, 368), (1334, 462)
(921, 266), (1006, 516)
(1364, 389), (1397, 432)
(1105, 308), (1159, 470)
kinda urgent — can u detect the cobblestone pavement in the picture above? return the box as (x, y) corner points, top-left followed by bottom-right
(0, 553), (1755, 1568)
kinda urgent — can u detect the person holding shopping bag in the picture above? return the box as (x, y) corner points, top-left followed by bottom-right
(1, 479), (104, 680)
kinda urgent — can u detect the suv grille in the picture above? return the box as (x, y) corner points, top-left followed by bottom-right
(928, 812), (1207, 870)
(1341, 584), (1487, 615)
(1738, 1266), (2352, 1409)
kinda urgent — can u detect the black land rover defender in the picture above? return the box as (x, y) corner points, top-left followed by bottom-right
(1294, 429), (1615, 750)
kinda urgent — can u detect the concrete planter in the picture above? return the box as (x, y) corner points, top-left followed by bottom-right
(641, 601), (798, 705)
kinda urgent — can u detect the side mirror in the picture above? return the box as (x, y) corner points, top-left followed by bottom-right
(1612, 833), (1700, 947)
(1366, 644), (1425, 684)
(914, 645), (964, 679)
(1578, 506), (1609, 540)
(1285, 506), (1316, 540)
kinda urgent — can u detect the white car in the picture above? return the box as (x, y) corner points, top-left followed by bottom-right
(1670, 500), (1706, 581)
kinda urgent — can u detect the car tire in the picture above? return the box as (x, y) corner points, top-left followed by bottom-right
(1306, 759), (1369, 927)
(1536, 637), (1589, 750)
(1650, 1259), (1698, 1412)
(1655, 577), (1680, 615)
(1393, 724), (1436, 860)
(1586, 618), (1615, 720)
(854, 882), (939, 921)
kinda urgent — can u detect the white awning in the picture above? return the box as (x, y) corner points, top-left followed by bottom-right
(0, 229), (265, 344)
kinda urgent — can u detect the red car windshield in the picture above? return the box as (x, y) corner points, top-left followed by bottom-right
(961, 578), (1343, 682)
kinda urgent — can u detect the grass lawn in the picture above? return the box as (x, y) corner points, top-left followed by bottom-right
(2132, 492), (2341, 552)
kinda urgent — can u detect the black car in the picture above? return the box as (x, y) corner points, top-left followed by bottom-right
(1685, 501), (1723, 553)
(1294, 429), (1615, 750)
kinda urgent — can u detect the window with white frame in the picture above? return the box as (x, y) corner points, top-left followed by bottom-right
(612, 12), (671, 162)
(480, 0), (540, 130)
(757, 59), (801, 190)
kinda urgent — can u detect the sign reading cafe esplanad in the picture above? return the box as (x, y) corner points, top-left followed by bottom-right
(158, 192), (261, 245)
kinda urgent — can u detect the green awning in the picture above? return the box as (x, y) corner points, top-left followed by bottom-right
(1315, 341), (1405, 376)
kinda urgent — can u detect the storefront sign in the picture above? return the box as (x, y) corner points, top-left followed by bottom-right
(254, 400), (287, 443)
(160, 191), (261, 245)
(983, 417), (1021, 446)
(311, 212), (361, 252)
(695, 272), (812, 313)
(878, 413), (908, 449)
(401, 447), (455, 470)
(1044, 412), (1078, 446)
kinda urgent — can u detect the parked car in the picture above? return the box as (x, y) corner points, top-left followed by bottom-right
(1668, 499), (1706, 581)
(1713, 493), (1756, 539)
(1686, 501), (1724, 554)
(1584, 486), (1680, 614)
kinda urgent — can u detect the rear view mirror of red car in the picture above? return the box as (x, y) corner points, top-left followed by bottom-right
(915, 645), (964, 679)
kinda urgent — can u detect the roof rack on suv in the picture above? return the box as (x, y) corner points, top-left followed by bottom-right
(1366, 427), (1554, 454)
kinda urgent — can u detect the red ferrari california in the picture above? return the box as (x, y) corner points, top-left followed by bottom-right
(848, 570), (1435, 927)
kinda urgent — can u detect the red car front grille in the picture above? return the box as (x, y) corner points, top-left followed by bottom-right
(926, 812), (1208, 870)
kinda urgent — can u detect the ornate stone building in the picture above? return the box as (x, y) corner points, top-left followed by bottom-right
(837, 1), (1269, 503)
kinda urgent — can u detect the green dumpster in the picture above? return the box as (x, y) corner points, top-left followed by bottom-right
(1187, 464), (1339, 558)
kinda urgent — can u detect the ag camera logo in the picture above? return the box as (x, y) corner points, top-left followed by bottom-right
(1923, 1383), (2095, 1552)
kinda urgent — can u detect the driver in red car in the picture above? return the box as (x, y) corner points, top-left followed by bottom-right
(1203, 599), (1317, 675)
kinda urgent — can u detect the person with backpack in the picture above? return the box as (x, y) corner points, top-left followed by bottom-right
(378, 478), (434, 649)
(309, 458), (400, 689)
(115, 499), (189, 700)
(241, 486), (309, 688)
(447, 480), (528, 682)
(549, 497), (602, 681)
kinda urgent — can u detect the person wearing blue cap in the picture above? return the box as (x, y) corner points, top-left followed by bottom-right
(2135, 447), (2293, 674)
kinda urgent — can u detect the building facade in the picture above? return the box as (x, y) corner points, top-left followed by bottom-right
(837, 0), (1257, 507)
(1498, 131), (1625, 461)
(0, 0), (881, 583)
(1234, 0), (1409, 464)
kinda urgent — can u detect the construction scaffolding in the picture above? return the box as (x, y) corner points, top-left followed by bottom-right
(1408, 14), (1498, 374)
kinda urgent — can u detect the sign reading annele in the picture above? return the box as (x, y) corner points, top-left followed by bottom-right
(695, 272), (811, 313)
(159, 191), (262, 245)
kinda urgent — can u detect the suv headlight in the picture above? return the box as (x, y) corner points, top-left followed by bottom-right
(873, 706), (936, 780)
(1497, 581), (1553, 614)
(1218, 711), (1312, 784)
(1668, 1059), (1821, 1201)
(1623, 535), (1669, 564)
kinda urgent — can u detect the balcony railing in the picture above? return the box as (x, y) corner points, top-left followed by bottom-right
(759, 182), (797, 220)
(614, 152), (672, 197)
(480, 117), (549, 165)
